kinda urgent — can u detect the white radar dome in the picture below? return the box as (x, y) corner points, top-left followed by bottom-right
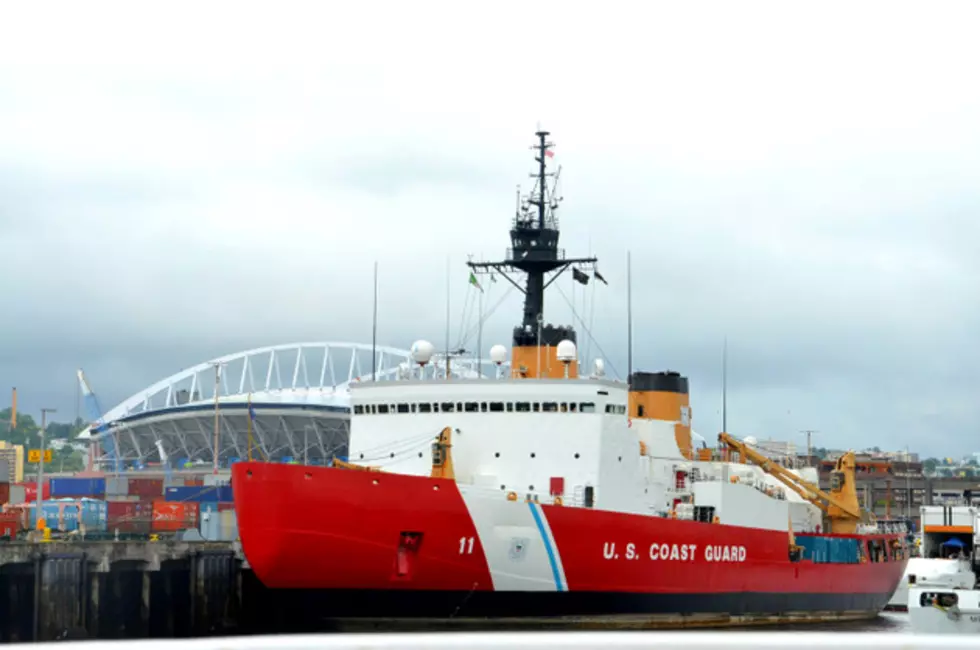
(489, 344), (508, 366)
(744, 435), (758, 446)
(556, 339), (577, 362)
(410, 340), (435, 365)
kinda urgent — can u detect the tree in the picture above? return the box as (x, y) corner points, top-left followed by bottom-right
(923, 457), (939, 474)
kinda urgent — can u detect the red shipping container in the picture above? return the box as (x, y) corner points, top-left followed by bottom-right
(0, 512), (19, 537)
(17, 482), (50, 502)
(151, 500), (200, 532)
(127, 478), (165, 499)
(184, 478), (204, 487)
(108, 500), (154, 534)
(0, 482), (9, 505)
(217, 502), (235, 512)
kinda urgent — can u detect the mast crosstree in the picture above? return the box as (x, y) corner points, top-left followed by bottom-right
(467, 130), (601, 365)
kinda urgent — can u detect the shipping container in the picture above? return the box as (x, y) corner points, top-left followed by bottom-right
(200, 509), (238, 541)
(27, 499), (108, 533)
(127, 478), (164, 499)
(183, 478), (204, 487)
(105, 477), (128, 497)
(0, 512), (18, 537)
(49, 477), (106, 498)
(9, 485), (26, 505)
(199, 502), (235, 515)
(107, 500), (154, 534)
(204, 474), (231, 487)
(151, 500), (200, 532)
(164, 485), (233, 503)
(0, 482), (9, 505)
(796, 536), (860, 564)
(17, 482), (50, 501)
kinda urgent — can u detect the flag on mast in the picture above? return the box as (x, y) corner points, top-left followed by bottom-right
(469, 271), (483, 292)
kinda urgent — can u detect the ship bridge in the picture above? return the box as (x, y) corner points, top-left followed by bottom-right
(79, 342), (508, 472)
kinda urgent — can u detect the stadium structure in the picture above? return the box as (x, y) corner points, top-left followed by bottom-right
(78, 342), (508, 474)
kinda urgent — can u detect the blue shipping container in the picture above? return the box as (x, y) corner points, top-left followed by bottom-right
(49, 477), (106, 498)
(27, 499), (108, 532)
(164, 485), (234, 503)
(797, 536), (860, 564)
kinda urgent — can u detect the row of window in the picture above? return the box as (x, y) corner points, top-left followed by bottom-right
(353, 401), (629, 415)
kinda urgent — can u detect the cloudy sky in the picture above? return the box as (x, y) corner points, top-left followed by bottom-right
(2, 1), (979, 457)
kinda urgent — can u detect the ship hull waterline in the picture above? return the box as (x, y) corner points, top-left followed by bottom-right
(232, 462), (908, 630)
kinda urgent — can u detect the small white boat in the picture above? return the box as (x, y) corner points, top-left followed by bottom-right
(909, 584), (980, 634)
(888, 556), (974, 610)
(905, 503), (980, 633)
(887, 504), (977, 611)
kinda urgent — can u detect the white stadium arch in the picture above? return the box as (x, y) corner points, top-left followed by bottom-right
(81, 342), (509, 471)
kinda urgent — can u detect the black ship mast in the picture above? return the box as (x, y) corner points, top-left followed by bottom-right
(467, 130), (599, 365)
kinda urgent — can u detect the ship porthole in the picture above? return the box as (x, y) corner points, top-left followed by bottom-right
(433, 485), (440, 491)
(304, 473), (312, 480)
(246, 471), (252, 478)
(495, 452), (500, 458)
(372, 479), (379, 486)
(574, 453), (580, 459)
(530, 453), (536, 458)
(390, 452), (395, 458)
(418, 452), (423, 458)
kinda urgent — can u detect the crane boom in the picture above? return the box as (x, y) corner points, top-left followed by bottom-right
(717, 432), (868, 534)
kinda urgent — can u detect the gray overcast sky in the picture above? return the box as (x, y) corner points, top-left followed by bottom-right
(2, 1), (979, 457)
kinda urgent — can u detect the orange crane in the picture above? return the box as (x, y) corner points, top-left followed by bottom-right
(717, 432), (870, 534)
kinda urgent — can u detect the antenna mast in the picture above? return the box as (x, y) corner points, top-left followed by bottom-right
(627, 250), (633, 381)
(466, 129), (600, 378)
(371, 261), (379, 381)
(722, 337), (728, 433)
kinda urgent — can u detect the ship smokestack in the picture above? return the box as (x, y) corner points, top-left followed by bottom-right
(628, 371), (693, 460)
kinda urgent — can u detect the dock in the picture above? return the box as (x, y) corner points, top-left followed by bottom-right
(0, 539), (265, 641)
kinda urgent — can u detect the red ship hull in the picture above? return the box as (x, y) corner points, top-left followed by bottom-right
(232, 461), (908, 626)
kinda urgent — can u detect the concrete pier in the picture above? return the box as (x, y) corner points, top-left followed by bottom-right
(0, 540), (264, 641)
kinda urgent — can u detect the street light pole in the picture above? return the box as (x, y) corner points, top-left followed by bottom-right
(800, 429), (818, 466)
(36, 407), (57, 531)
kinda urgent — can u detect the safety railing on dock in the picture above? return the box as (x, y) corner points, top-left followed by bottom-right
(23, 632), (980, 649)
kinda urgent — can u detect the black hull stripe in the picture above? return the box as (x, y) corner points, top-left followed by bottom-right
(246, 588), (895, 622)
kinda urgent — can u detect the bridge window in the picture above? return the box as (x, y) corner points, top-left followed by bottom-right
(441, 403), (455, 412)
(489, 402), (505, 412)
(397, 404), (410, 413)
(515, 402), (531, 412)
(377, 405), (389, 414)
(480, 402), (488, 412)
(580, 402), (596, 413)
(464, 402), (479, 413)
(532, 402), (541, 412)
(411, 404), (417, 413)
(354, 405), (364, 415)
(542, 402), (558, 412)
(569, 403), (577, 412)
(605, 404), (615, 414)
(506, 402), (514, 412)
(418, 403), (432, 413)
